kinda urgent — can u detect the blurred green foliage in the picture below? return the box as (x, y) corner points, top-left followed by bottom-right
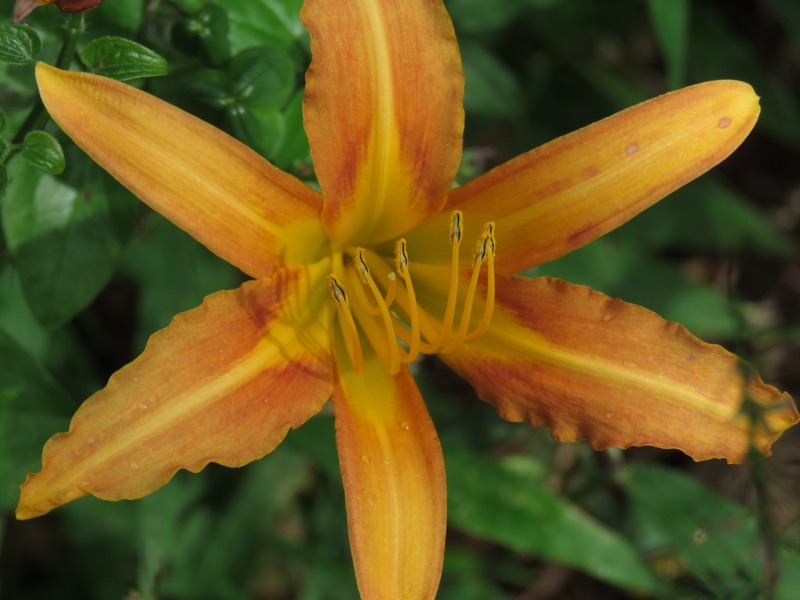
(1, 0), (799, 598)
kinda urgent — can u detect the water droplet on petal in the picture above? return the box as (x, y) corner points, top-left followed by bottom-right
(400, 421), (411, 430)
(382, 459), (390, 466)
(360, 455), (371, 464)
(624, 360), (638, 368)
(602, 314), (612, 322)
(81, 480), (92, 488)
(87, 438), (98, 447)
(138, 403), (148, 410)
(625, 142), (639, 156)
(717, 117), (731, 129)
(130, 460), (140, 470)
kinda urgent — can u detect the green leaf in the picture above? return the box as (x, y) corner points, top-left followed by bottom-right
(269, 90), (311, 170)
(619, 464), (764, 595)
(226, 103), (285, 160)
(460, 39), (525, 119)
(171, 2), (231, 66)
(80, 36), (168, 81)
(647, 0), (689, 89)
(118, 212), (240, 351)
(615, 177), (795, 258)
(448, 0), (562, 34)
(95, 0), (145, 33)
(223, 0), (306, 54)
(143, 456), (314, 598)
(0, 328), (72, 512)
(0, 107), (7, 131)
(446, 449), (657, 592)
(2, 158), (136, 329)
(217, 46), (296, 160)
(0, 23), (42, 65)
(21, 131), (66, 174)
(533, 237), (739, 339)
(0, 268), (49, 363)
(229, 46), (295, 109)
(778, 549), (800, 600)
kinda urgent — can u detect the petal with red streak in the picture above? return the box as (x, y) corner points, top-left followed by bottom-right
(302, 0), (463, 246)
(407, 81), (760, 274)
(17, 265), (333, 519)
(36, 64), (326, 279)
(442, 275), (798, 463)
(332, 347), (446, 600)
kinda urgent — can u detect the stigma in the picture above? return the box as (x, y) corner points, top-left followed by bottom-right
(326, 211), (496, 374)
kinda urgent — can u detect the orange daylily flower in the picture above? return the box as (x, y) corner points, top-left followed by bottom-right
(17, 0), (798, 598)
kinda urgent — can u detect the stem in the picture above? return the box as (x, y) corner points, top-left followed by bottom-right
(7, 13), (86, 153)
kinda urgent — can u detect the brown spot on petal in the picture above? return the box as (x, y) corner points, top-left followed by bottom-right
(717, 116), (732, 129)
(583, 165), (600, 178)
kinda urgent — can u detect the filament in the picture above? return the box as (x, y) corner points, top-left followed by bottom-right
(326, 211), (496, 373)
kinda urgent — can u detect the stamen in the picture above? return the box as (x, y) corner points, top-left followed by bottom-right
(465, 223), (496, 342)
(425, 210), (464, 351)
(324, 211), (496, 374)
(394, 239), (423, 362)
(352, 249), (400, 374)
(443, 222), (496, 353)
(348, 266), (397, 317)
(326, 274), (364, 373)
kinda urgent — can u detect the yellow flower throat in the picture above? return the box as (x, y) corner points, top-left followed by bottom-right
(326, 211), (496, 374)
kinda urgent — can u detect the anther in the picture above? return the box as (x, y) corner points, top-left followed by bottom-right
(325, 212), (496, 374)
(326, 274), (364, 373)
(354, 248), (371, 284)
(443, 221), (496, 352)
(395, 238), (410, 278)
(465, 223), (496, 342)
(474, 222), (496, 265)
(450, 210), (463, 244)
(427, 210), (464, 351)
(394, 239), (423, 362)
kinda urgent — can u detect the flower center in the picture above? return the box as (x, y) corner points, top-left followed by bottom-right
(325, 211), (496, 374)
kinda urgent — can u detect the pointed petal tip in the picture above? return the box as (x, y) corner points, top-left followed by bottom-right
(435, 79), (763, 274)
(16, 268), (333, 520)
(16, 465), (87, 520)
(34, 63), (326, 279)
(444, 276), (797, 465)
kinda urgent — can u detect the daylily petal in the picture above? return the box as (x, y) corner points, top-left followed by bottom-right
(17, 264), (333, 519)
(302, 0), (464, 246)
(36, 64), (327, 279)
(332, 345), (446, 600)
(407, 81), (759, 274)
(441, 275), (798, 462)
